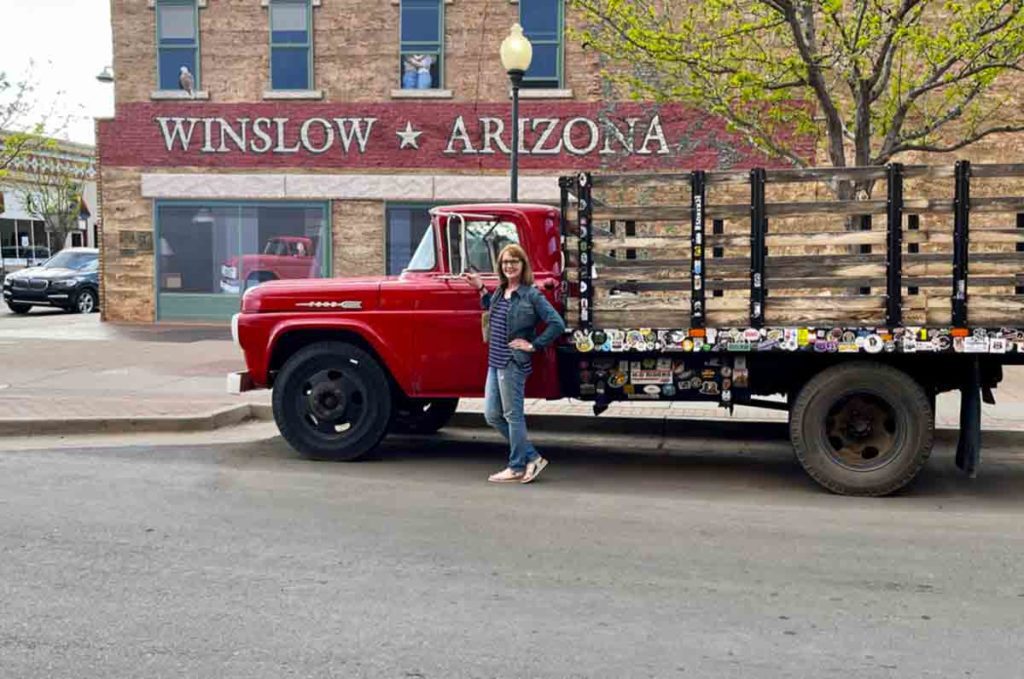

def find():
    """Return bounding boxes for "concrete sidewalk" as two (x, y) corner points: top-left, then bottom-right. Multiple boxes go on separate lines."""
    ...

(1, 310), (1024, 436)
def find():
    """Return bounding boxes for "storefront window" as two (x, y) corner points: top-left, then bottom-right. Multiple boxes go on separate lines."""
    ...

(155, 201), (328, 320)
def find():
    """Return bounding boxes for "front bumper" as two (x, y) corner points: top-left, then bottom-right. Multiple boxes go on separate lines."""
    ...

(3, 288), (72, 306)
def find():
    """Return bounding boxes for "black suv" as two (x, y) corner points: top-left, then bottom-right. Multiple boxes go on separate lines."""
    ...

(2, 247), (100, 314)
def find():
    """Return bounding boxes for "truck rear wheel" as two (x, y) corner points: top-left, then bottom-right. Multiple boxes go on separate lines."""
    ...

(790, 362), (933, 496)
(391, 398), (459, 434)
(272, 341), (391, 461)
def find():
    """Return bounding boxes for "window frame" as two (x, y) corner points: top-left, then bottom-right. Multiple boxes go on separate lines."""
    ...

(155, 0), (200, 92)
(398, 0), (445, 89)
(518, 0), (564, 89)
(268, 0), (314, 91)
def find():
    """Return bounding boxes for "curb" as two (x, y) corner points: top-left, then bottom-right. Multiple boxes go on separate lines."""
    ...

(0, 403), (274, 437)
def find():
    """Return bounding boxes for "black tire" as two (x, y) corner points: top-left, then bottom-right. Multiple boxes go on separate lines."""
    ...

(73, 288), (98, 314)
(6, 302), (31, 314)
(790, 362), (933, 496)
(391, 398), (459, 434)
(272, 341), (392, 461)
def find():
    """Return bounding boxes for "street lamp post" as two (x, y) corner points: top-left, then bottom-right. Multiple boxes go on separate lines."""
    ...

(500, 24), (532, 203)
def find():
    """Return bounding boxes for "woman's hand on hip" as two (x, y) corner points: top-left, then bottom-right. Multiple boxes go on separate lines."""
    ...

(508, 339), (535, 352)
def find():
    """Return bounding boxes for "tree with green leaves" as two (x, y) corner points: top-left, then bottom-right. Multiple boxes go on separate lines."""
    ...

(16, 159), (86, 256)
(572, 0), (1024, 197)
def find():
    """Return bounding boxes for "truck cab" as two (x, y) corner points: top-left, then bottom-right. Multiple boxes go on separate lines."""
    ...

(231, 203), (565, 460)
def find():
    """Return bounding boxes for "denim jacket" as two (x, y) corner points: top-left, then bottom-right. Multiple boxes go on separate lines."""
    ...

(482, 284), (566, 364)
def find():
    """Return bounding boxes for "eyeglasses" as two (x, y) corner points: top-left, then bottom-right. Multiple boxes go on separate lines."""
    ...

(500, 259), (522, 266)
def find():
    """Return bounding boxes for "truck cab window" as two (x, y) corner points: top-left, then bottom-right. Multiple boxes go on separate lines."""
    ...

(446, 218), (520, 274)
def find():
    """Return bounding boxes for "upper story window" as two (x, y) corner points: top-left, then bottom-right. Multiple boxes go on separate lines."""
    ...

(519, 0), (562, 89)
(399, 0), (443, 90)
(156, 0), (200, 91)
(270, 0), (313, 90)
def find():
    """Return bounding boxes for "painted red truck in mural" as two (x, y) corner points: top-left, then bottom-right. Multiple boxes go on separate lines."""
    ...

(230, 163), (1024, 496)
(219, 236), (318, 293)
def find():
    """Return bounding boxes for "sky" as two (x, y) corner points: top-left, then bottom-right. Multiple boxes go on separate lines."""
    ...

(1, 0), (114, 146)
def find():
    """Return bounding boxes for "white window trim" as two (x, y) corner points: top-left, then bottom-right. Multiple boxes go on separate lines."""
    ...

(260, 0), (321, 5)
(391, 0), (454, 5)
(148, 0), (207, 6)
(390, 89), (453, 99)
(151, 90), (211, 100)
(513, 88), (574, 99)
(262, 89), (324, 99)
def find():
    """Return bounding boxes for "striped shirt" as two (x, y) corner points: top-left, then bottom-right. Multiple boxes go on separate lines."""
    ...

(487, 295), (532, 373)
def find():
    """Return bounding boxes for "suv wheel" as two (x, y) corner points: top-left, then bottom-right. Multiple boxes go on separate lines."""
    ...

(6, 302), (31, 314)
(74, 288), (98, 314)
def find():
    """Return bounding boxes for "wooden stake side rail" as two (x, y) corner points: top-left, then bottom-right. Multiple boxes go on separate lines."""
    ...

(561, 164), (1024, 345)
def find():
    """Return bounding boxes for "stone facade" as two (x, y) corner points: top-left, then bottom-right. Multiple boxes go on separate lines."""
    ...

(99, 0), (1024, 323)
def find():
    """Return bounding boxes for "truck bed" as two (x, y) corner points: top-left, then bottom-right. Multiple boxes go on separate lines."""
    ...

(558, 162), (1024, 357)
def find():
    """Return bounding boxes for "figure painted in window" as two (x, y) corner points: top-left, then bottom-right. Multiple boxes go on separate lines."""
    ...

(402, 54), (420, 89)
(416, 54), (434, 89)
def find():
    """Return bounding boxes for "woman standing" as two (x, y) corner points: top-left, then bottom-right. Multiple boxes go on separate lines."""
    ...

(464, 244), (565, 484)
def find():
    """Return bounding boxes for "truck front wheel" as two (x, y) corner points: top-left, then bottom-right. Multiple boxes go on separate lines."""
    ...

(790, 362), (933, 496)
(272, 341), (391, 461)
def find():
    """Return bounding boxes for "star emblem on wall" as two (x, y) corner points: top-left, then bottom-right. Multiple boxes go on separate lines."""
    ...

(396, 121), (423, 149)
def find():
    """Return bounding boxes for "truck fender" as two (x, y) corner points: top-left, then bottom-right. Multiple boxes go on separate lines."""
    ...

(265, 317), (412, 393)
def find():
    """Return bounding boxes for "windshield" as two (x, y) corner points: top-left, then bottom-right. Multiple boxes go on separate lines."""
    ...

(42, 250), (96, 270)
(405, 224), (436, 271)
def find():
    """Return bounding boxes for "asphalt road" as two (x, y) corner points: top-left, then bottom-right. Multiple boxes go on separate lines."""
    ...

(2, 430), (1024, 679)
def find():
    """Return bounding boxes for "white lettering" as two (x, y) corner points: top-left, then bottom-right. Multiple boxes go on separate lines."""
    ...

(300, 117), (335, 154)
(156, 117), (201, 151)
(638, 115), (670, 155)
(530, 118), (562, 155)
(201, 118), (217, 153)
(479, 117), (510, 154)
(251, 118), (274, 153)
(274, 118), (301, 153)
(599, 117), (639, 155)
(562, 117), (600, 155)
(217, 117), (249, 153)
(332, 118), (376, 153)
(444, 116), (477, 154)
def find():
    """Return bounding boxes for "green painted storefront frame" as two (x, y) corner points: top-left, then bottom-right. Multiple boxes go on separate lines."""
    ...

(153, 199), (332, 322)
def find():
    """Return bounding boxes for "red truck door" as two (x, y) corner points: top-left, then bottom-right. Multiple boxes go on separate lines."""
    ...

(404, 213), (540, 396)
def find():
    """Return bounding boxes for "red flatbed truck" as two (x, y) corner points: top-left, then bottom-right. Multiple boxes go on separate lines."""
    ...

(230, 162), (1024, 495)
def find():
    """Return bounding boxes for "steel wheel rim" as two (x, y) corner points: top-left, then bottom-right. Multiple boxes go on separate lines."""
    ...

(78, 292), (95, 313)
(821, 392), (904, 472)
(295, 365), (368, 441)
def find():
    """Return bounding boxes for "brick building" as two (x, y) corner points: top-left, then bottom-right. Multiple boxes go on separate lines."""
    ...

(97, 0), (800, 323)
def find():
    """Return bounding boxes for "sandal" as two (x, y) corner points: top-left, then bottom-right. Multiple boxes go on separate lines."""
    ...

(488, 468), (524, 483)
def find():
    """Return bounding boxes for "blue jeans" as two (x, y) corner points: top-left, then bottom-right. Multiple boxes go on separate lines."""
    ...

(484, 364), (539, 472)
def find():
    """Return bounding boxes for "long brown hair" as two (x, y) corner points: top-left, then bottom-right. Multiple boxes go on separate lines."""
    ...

(497, 243), (534, 287)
